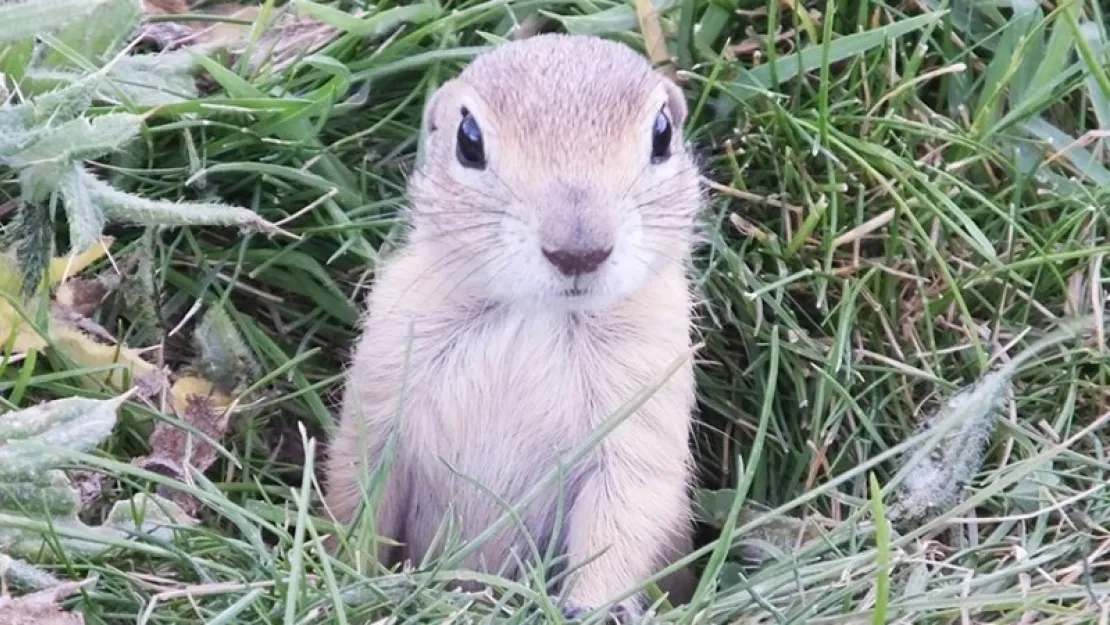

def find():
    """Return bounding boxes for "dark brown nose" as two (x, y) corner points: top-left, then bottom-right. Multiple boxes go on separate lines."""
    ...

(542, 247), (612, 276)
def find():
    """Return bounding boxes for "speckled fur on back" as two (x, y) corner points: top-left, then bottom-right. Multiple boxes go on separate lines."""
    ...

(323, 33), (702, 615)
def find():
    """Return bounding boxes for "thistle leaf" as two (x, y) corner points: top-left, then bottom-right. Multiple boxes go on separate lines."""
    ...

(0, 123), (36, 162)
(36, 0), (142, 70)
(694, 491), (829, 563)
(4, 113), (142, 169)
(78, 168), (279, 234)
(101, 492), (196, 539)
(17, 164), (63, 205)
(11, 71), (99, 123)
(25, 51), (201, 107)
(293, 0), (442, 37)
(116, 230), (163, 346)
(58, 162), (105, 254)
(103, 51), (200, 106)
(6, 202), (54, 298)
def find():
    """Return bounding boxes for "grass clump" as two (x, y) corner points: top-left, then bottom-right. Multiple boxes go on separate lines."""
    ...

(1, 0), (1109, 624)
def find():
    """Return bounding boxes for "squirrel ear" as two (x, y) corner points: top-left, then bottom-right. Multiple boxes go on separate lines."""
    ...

(417, 80), (460, 169)
(661, 78), (688, 129)
(421, 79), (463, 135)
(421, 81), (445, 135)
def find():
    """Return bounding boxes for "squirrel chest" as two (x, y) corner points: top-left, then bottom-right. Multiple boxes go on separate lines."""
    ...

(346, 289), (693, 563)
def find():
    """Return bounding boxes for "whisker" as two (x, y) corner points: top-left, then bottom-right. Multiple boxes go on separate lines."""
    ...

(414, 222), (505, 247)
(631, 242), (691, 268)
(639, 213), (697, 221)
(626, 171), (701, 204)
(639, 225), (697, 234)
(383, 232), (500, 315)
(431, 248), (508, 309)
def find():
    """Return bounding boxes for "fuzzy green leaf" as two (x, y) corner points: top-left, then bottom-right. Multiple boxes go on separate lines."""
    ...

(104, 51), (200, 106)
(26, 51), (201, 108)
(0, 396), (122, 476)
(0, 553), (64, 590)
(17, 163), (64, 204)
(0, 38), (34, 83)
(0, 492), (196, 559)
(58, 162), (106, 254)
(0, 471), (80, 517)
(0, 0), (122, 47)
(887, 316), (1097, 527)
(195, 305), (260, 395)
(5, 201), (54, 298)
(78, 168), (279, 234)
(0, 395), (196, 561)
(4, 113), (142, 169)
(36, 0), (142, 70)
(0, 122), (37, 162)
(2, 66), (100, 120)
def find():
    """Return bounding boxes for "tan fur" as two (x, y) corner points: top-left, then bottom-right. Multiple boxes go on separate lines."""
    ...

(323, 34), (702, 614)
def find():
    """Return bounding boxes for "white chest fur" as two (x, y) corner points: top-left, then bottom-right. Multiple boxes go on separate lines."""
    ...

(330, 252), (696, 578)
(389, 302), (693, 569)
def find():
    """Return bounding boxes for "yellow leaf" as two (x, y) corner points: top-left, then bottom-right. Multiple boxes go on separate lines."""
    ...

(169, 376), (231, 416)
(50, 323), (158, 391)
(0, 237), (112, 299)
(0, 314), (48, 353)
(0, 237), (116, 364)
(0, 255), (24, 297)
(48, 237), (114, 285)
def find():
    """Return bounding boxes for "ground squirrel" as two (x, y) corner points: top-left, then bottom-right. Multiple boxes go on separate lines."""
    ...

(324, 33), (702, 618)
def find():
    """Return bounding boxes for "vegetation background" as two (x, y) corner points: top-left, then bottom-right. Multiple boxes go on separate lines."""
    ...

(0, 0), (1108, 623)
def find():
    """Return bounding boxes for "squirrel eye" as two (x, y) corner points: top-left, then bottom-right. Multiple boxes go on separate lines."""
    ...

(456, 108), (487, 170)
(650, 108), (673, 164)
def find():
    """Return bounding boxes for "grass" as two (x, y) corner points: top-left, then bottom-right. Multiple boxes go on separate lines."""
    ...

(1, 0), (1110, 623)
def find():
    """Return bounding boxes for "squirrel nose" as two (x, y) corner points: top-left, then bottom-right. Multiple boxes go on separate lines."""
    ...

(542, 246), (612, 276)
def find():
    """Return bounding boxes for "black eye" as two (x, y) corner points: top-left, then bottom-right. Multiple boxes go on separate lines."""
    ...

(650, 109), (672, 164)
(456, 107), (486, 169)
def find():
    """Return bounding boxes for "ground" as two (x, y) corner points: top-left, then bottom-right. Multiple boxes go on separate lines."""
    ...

(1, 0), (1109, 624)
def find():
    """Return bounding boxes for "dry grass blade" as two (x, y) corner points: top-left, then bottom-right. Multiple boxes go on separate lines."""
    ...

(634, 0), (675, 80)
(831, 208), (895, 248)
